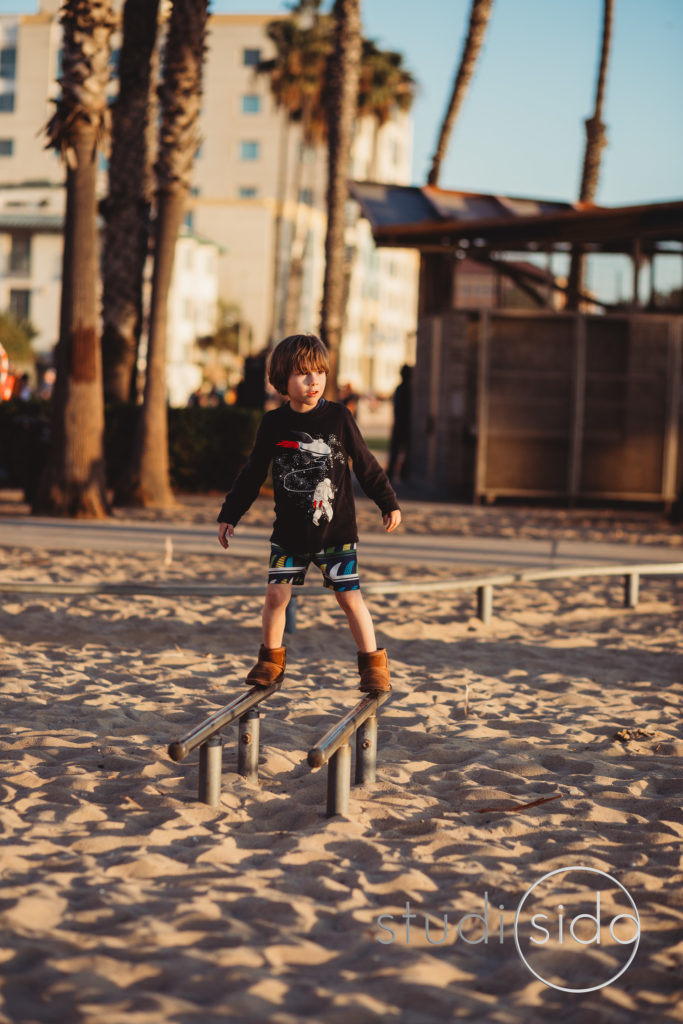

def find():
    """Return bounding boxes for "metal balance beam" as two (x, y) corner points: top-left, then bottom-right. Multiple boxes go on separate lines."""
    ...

(308, 690), (391, 817)
(167, 681), (281, 806)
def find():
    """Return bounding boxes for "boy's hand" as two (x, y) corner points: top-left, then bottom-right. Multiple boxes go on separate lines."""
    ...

(218, 523), (234, 548)
(383, 509), (401, 533)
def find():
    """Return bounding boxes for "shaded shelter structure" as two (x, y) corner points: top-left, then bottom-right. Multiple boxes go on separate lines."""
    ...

(351, 183), (683, 505)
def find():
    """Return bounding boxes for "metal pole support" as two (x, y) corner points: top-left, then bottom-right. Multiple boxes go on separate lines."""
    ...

(355, 713), (377, 785)
(624, 572), (640, 609)
(285, 595), (298, 635)
(326, 742), (351, 817)
(198, 734), (223, 807)
(238, 707), (260, 783)
(477, 584), (493, 624)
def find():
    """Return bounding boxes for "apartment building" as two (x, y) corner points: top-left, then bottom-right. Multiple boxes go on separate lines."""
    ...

(0, 183), (63, 358)
(0, 3), (418, 397)
(193, 13), (418, 394)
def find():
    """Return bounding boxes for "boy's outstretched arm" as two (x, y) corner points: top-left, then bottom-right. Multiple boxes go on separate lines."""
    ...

(383, 510), (402, 532)
(217, 415), (272, 538)
(218, 523), (235, 548)
(342, 406), (401, 530)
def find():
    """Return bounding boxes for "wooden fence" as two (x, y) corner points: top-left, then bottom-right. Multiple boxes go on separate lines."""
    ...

(412, 310), (683, 505)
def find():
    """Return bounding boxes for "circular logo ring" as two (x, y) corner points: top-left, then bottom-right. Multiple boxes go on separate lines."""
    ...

(514, 865), (641, 993)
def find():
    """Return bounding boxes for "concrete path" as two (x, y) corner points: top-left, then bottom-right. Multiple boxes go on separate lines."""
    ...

(1, 515), (680, 571)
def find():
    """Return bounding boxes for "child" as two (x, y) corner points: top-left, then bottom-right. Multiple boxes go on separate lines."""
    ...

(217, 333), (401, 694)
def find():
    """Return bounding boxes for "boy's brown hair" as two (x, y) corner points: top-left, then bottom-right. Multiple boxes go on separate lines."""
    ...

(268, 334), (330, 396)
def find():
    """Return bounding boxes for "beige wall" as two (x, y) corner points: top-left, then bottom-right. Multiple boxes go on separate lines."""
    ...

(0, 14), (62, 185)
(0, 229), (61, 357)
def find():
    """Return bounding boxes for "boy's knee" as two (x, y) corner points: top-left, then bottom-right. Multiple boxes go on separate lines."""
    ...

(335, 588), (363, 609)
(265, 584), (292, 607)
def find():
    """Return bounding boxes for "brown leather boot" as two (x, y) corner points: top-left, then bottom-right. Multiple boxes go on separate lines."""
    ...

(246, 644), (286, 688)
(358, 648), (391, 693)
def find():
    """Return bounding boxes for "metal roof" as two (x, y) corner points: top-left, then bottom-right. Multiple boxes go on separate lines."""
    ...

(349, 181), (683, 254)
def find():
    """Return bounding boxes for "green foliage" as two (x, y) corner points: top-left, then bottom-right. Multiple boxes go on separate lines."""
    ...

(196, 301), (244, 354)
(0, 312), (37, 367)
(166, 404), (261, 492)
(0, 401), (262, 499)
(0, 399), (50, 496)
(104, 402), (262, 494)
(259, 4), (415, 143)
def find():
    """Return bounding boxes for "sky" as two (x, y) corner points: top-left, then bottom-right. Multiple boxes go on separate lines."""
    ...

(215, 0), (681, 207)
(4, 0), (682, 298)
(4, 0), (681, 204)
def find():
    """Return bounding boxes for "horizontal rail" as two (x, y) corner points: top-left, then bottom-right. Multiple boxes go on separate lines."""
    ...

(1, 562), (681, 598)
(308, 690), (391, 769)
(168, 681), (281, 763)
(0, 581), (268, 596)
(517, 562), (683, 582)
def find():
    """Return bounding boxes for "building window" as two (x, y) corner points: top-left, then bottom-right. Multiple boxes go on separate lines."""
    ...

(0, 138), (13, 156)
(9, 234), (31, 276)
(183, 209), (194, 231)
(0, 47), (16, 79)
(243, 48), (261, 67)
(239, 186), (257, 199)
(9, 289), (30, 321)
(241, 94), (261, 114)
(298, 141), (316, 163)
(298, 188), (313, 206)
(240, 140), (259, 160)
(108, 47), (120, 73)
(0, 93), (15, 113)
(195, 141), (203, 159)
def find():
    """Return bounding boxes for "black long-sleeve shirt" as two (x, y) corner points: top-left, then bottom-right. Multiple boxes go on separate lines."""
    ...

(217, 399), (399, 552)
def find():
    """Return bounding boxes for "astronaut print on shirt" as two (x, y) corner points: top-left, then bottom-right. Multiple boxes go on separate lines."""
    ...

(273, 430), (346, 526)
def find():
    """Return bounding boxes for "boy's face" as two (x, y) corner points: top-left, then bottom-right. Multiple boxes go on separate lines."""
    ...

(286, 368), (326, 413)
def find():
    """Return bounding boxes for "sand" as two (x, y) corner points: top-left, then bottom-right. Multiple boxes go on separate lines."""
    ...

(1, 497), (682, 1023)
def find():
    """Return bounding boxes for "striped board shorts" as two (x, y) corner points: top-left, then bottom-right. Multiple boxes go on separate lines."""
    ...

(268, 542), (360, 592)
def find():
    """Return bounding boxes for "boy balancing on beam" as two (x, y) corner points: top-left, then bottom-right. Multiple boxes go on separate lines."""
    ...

(217, 333), (401, 694)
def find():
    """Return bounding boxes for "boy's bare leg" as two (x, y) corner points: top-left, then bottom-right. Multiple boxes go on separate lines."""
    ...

(262, 582), (293, 648)
(335, 589), (377, 652)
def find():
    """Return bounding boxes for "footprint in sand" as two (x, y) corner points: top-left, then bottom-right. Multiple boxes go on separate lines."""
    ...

(540, 753), (594, 775)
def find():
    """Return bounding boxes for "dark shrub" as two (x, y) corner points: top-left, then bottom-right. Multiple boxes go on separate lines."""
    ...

(0, 401), (261, 500)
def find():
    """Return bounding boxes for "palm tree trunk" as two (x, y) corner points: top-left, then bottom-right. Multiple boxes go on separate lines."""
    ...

(122, 0), (208, 508)
(136, 189), (185, 505)
(33, 0), (115, 518)
(320, 0), (362, 399)
(567, 0), (614, 309)
(578, 0), (613, 203)
(101, 0), (160, 405)
(269, 109), (290, 345)
(283, 126), (309, 336)
(427, 0), (493, 187)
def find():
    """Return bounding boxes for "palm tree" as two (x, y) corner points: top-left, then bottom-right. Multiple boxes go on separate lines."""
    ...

(320, 0), (361, 397)
(357, 40), (415, 177)
(101, 0), (160, 405)
(262, 2), (413, 363)
(258, 3), (332, 341)
(123, 0), (209, 507)
(33, 0), (116, 518)
(427, 0), (493, 187)
(567, 0), (614, 309)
